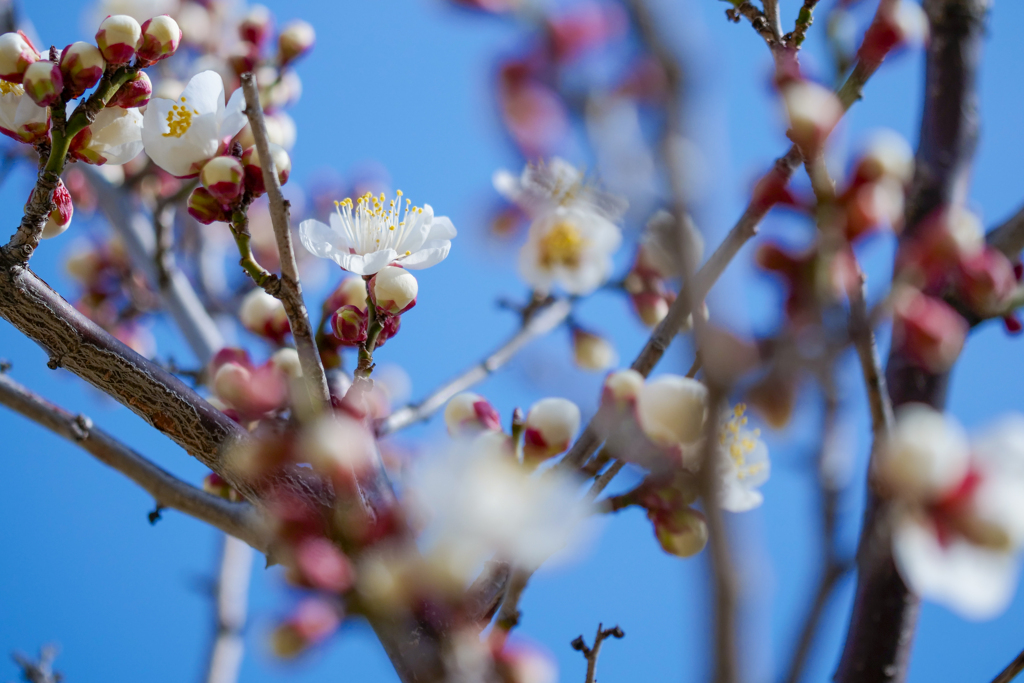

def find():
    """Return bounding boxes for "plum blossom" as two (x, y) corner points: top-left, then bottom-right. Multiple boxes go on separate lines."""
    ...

(716, 404), (771, 512)
(69, 107), (144, 165)
(299, 191), (457, 275)
(878, 405), (1024, 619)
(141, 70), (246, 177)
(0, 79), (49, 144)
(496, 158), (626, 295)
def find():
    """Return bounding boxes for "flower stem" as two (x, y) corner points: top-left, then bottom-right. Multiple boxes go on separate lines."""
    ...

(356, 294), (383, 379)
(229, 209), (277, 289)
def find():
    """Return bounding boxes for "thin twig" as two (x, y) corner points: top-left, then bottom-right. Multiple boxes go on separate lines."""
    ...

(240, 72), (330, 411)
(571, 623), (625, 683)
(990, 647), (1024, 683)
(986, 204), (1024, 260)
(378, 298), (573, 436)
(12, 646), (61, 683)
(0, 372), (269, 552)
(203, 535), (254, 683)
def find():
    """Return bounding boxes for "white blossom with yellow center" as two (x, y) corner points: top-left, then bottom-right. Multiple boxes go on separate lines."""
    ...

(716, 403), (770, 512)
(299, 191), (457, 275)
(0, 79), (49, 144)
(141, 70), (246, 177)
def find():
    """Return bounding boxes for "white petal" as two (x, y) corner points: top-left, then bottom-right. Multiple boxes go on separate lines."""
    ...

(492, 169), (521, 202)
(219, 85), (248, 140)
(299, 219), (343, 259)
(719, 482), (763, 512)
(426, 215), (458, 241)
(400, 241), (451, 270)
(336, 249), (397, 275)
(893, 512), (1020, 620)
(179, 70), (225, 114)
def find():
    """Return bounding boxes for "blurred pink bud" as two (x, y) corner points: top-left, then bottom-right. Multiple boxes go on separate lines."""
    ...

(22, 61), (62, 108)
(781, 80), (843, 154)
(499, 61), (569, 157)
(860, 0), (929, 67)
(892, 288), (968, 372)
(242, 144), (291, 196)
(523, 397), (580, 463)
(202, 472), (243, 502)
(240, 5), (273, 46)
(959, 249), (1017, 315)
(843, 178), (905, 239)
(228, 42), (260, 77)
(30, 180), (73, 240)
(278, 20), (315, 65)
(631, 290), (671, 327)
(200, 156), (245, 205)
(572, 328), (617, 371)
(137, 15), (181, 63)
(271, 599), (340, 658)
(370, 265), (417, 315)
(547, 3), (626, 63)
(211, 354), (289, 418)
(96, 15), (142, 65)
(186, 186), (229, 225)
(330, 304), (368, 346)
(750, 163), (799, 212)
(293, 537), (356, 592)
(240, 288), (290, 341)
(602, 368), (644, 407)
(444, 392), (503, 435)
(325, 276), (368, 312)
(108, 70), (151, 108)
(650, 507), (708, 557)
(903, 207), (984, 282)
(60, 42), (105, 96)
(854, 130), (915, 185)
(0, 31), (39, 83)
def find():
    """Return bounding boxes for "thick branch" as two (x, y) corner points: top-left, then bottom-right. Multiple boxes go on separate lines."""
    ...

(835, 2), (988, 682)
(0, 372), (268, 550)
(239, 73), (330, 411)
(991, 647), (1024, 683)
(378, 298), (572, 436)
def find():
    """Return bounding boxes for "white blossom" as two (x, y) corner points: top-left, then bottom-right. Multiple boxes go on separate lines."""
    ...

(141, 70), (246, 177)
(299, 191), (457, 276)
(0, 79), (48, 144)
(716, 404), (770, 512)
(71, 106), (144, 165)
(518, 204), (622, 295)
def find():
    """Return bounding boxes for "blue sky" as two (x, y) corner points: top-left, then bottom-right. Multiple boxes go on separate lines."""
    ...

(2, 0), (1024, 682)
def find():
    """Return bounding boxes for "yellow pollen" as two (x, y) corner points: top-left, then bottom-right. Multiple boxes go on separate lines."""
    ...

(162, 104), (198, 138)
(539, 221), (587, 268)
(0, 80), (23, 96)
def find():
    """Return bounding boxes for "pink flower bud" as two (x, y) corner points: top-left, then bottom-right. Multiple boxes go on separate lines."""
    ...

(271, 599), (340, 658)
(186, 186), (229, 225)
(210, 351), (289, 418)
(781, 80), (843, 154)
(270, 348), (302, 379)
(137, 15), (181, 63)
(240, 287), (290, 341)
(242, 143), (291, 196)
(602, 369), (644, 407)
(325, 276), (368, 312)
(370, 265), (417, 315)
(96, 15), (142, 65)
(959, 248), (1017, 316)
(212, 361), (254, 410)
(523, 397), (580, 463)
(108, 70), (151, 108)
(855, 129), (915, 185)
(876, 403), (970, 501)
(293, 537), (355, 592)
(227, 42), (259, 77)
(444, 392), (503, 435)
(859, 0), (929, 67)
(650, 507), (708, 558)
(202, 472), (242, 502)
(0, 31), (39, 83)
(572, 328), (617, 371)
(843, 178), (905, 239)
(278, 20), (315, 65)
(200, 155), (245, 205)
(636, 375), (707, 448)
(239, 5), (273, 46)
(30, 180), (73, 240)
(60, 42), (105, 97)
(892, 288), (968, 372)
(377, 313), (402, 347)
(330, 304), (368, 346)
(22, 60), (62, 108)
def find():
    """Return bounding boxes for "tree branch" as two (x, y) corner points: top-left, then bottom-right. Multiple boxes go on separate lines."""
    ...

(203, 535), (254, 683)
(378, 298), (572, 436)
(0, 372), (269, 551)
(571, 623), (625, 683)
(990, 646), (1024, 683)
(835, 2), (989, 682)
(239, 72), (330, 411)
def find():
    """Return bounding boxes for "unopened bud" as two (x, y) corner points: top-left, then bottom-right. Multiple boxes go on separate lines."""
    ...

(96, 15), (142, 65)
(203, 472), (242, 502)
(0, 31), (39, 83)
(227, 42), (259, 77)
(326, 276), (368, 312)
(860, 0), (928, 66)
(651, 507), (708, 558)
(60, 41), (105, 96)
(636, 375), (707, 448)
(523, 397), (580, 463)
(892, 287), (968, 373)
(632, 291), (671, 327)
(781, 80), (843, 154)
(371, 265), (418, 315)
(278, 19), (315, 65)
(293, 537), (355, 592)
(444, 392), (503, 436)
(856, 130), (914, 185)
(137, 15), (181, 63)
(270, 347), (302, 379)
(32, 180), (73, 239)
(845, 178), (905, 239)
(603, 368), (644, 406)
(22, 60), (62, 108)
(213, 361), (253, 409)
(200, 156), (245, 205)
(108, 70), (151, 108)
(877, 403), (970, 501)
(959, 249), (1017, 316)
(239, 5), (273, 46)
(186, 186), (229, 225)
(242, 143), (291, 196)
(240, 287), (290, 340)
(270, 599), (340, 658)
(330, 304), (368, 346)
(572, 329), (617, 371)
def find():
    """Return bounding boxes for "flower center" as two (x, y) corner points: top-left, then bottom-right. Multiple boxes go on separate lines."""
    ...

(334, 190), (423, 256)
(719, 403), (763, 480)
(163, 98), (198, 138)
(538, 221), (587, 268)
(0, 80), (24, 96)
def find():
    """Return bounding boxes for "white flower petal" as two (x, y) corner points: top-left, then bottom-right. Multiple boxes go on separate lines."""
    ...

(178, 70), (224, 114)
(219, 86), (248, 140)
(337, 249), (398, 276)
(401, 241), (451, 270)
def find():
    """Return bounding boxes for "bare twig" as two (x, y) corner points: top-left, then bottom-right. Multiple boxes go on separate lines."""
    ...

(990, 647), (1024, 683)
(0, 372), (269, 552)
(495, 568), (531, 633)
(203, 536), (254, 683)
(12, 646), (61, 683)
(986, 204), (1024, 260)
(240, 72), (330, 411)
(378, 298), (573, 436)
(571, 623), (625, 683)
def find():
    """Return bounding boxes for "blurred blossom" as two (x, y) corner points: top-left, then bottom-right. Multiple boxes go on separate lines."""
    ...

(0, 80), (50, 144)
(878, 405), (1024, 619)
(408, 436), (591, 585)
(444, 392), (503, 436)
(585, 95), (657, 207)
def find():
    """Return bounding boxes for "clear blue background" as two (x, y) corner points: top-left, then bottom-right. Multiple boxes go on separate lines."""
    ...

(2, 1), (1024, 681)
